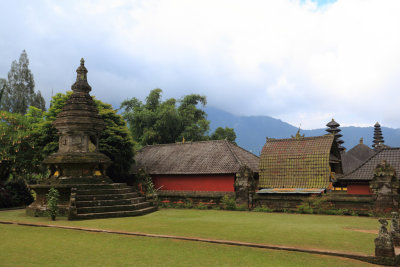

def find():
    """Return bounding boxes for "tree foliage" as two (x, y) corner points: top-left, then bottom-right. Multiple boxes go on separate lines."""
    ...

(1, 50), (45, 114)
(210, 127), (237, 144)
(120, 89), (210, 147)
(31, 92), (135, 181)
(0, 110), (39, 183)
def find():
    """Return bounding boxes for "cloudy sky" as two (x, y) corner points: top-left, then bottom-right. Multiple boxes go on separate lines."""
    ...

(1, 0), (400, 129)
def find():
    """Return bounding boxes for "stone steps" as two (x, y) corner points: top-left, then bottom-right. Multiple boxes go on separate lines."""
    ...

(69, 183), (157, 220)
(76, 197), (146, 207)
(77, 202), (151, 213)
(76, 192), (139, 201)
(76, 188), (133, 195)
(74, 206), (157, 220)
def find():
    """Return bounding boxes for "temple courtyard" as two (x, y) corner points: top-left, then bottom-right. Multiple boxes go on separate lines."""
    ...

(0, 208), (381, 266)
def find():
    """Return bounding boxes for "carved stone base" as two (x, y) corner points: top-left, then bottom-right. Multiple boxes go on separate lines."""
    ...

(392, 233), (400, 246)
(375, 247), (395, 258)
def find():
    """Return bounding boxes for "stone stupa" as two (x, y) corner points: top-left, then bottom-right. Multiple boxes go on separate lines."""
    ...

(27, 59), (156, 219)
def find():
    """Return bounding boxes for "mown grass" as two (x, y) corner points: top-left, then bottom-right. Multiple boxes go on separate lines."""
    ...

(1, 223), (376, 267)
(0, 209), (378, 255)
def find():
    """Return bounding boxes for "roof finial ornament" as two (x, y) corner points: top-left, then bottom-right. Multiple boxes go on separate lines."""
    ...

(71, 58), (91, 93)
(360, 137), (363, 144)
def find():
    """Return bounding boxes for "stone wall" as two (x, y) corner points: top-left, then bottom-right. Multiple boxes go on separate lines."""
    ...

(157, 190), (235, 207)
(254, 192), (376, 215)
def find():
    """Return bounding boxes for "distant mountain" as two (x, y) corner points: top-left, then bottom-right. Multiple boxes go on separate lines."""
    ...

(206, 107), (400, 155)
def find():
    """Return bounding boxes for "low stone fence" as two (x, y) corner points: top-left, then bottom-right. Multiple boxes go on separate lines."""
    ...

(254, 192), (375, 215)
(157, 190), (235, 207)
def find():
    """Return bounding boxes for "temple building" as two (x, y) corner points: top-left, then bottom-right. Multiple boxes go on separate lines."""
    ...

(27, 59), (156, 219)
(257, 134), (342, 196)
(341, 138), (376, 174)
(337, 148), (400, 195)
(132, 140), (259, 206)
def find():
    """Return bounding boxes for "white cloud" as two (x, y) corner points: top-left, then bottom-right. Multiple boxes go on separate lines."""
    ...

(1, 0), (400, 129)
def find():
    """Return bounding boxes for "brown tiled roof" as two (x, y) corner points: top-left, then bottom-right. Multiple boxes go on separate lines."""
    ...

(259, 135), (336, 189)
(131, 140), (259, 175)
(341, 143), (376, 174)
(339, 148), (400, 181)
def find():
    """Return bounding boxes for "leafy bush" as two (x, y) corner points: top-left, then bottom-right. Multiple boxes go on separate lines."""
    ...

(253, 205), (273, 212)
(236, 204), (248, 211)
(184, 199), (194, 209)
(221, 195), (237, 210)
(0, 178), (33, 208)
(196, 202), (208, 210)
(297, 202), (313, 214)
(46, 188), (59, 220)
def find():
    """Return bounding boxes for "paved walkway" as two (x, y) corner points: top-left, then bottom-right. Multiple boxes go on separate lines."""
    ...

(0, 219), (378, 264)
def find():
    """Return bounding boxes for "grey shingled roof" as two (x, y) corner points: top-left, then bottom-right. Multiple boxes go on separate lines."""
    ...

(341, 143), (376, 174)
(131, 140), (259, 175)
(339, 148), (400, 181)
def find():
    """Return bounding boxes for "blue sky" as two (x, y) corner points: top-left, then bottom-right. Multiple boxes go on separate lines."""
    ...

(1, 0), (400, 129)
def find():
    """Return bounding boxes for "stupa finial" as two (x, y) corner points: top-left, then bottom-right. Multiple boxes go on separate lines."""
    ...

(71, 58), (91, 93)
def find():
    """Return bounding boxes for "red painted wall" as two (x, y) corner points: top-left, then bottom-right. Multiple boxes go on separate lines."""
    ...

(347, 184), (372, 195)
(152, 174), (235, 192)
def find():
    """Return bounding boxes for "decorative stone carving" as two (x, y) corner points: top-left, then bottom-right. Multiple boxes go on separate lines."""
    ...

(370, 160), (399, 212)
(391, 212), (400, 246)
(235, 165), (256, 207)
(375, 218), (395, 257)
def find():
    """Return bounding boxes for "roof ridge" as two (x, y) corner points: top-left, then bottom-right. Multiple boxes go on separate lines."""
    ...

(267, 134), (334, 143)
(224, 140), (243, 166)
(139, 139), (228, 150)
(229, 141), (259, 157)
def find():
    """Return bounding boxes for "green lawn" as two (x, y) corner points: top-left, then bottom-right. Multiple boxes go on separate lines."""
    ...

(0, 208), (378, 256)
(1, 223), (375, 266)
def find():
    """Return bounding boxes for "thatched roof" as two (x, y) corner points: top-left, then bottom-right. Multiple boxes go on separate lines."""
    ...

(341, 141), (376, 174)
(259, 135), (338, 189)
(131, 140), (259, 175)
(339, 148), (400, 181)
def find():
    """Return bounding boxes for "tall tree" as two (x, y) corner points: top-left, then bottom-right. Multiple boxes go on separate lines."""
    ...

(121, 89), (210, 147)
(3, 50), (45, 114)
(0, 79), (8, 111)
(210, 127), (237, 144)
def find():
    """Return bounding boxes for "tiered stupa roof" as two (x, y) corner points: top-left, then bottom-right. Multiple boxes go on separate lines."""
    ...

(373, 122), (385, 150)
(326, 119), (345, 151)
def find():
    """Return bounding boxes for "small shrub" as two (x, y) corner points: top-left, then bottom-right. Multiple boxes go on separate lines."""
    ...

(297, 203), (313, 214)
(221, 195), (237, 210)
(46, 188), (59, 221)
(253, 205), (273, 212)
(184, 199), (194, 209)
(196, 202), (208, 210)
(236, 204), (248, 211)
(175, 200), (185, 209)
(159, 200), (171, 208)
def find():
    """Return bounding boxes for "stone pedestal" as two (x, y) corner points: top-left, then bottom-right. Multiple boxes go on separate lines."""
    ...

(375, 218), (395, 258)
(234, 166), (256, 207)
(391, 212), (400, 246)
(370, 160), (399, 213)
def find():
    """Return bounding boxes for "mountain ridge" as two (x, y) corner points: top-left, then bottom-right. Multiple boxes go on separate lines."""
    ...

(206, 106), (400, 155)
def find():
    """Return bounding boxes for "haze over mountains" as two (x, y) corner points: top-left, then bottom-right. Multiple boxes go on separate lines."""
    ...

(206, 107), (400, 156)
